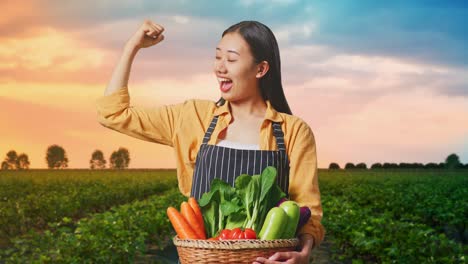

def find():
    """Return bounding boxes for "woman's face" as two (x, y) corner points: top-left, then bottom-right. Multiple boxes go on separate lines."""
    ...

(214, 32), (263, 102)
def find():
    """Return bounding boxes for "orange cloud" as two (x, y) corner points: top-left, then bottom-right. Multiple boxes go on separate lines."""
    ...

(0, 24), (115, 85)
(0, 96), (176, 168)
(0, 1), (43, 37)
(0, 82), (98, 112)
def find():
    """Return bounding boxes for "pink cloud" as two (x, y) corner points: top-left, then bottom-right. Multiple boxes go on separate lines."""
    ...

(289, 89), (468, 167)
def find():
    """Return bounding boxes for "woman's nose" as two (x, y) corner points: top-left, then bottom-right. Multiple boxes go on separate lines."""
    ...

(215, 59), (227, 73)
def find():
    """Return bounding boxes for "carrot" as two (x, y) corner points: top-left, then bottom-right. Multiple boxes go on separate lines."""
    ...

(188, 197), (206, 237)
(166, 207), (198, 239)
(181, 202), (206, 239)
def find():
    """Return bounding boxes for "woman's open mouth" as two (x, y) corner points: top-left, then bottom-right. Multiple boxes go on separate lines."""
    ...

(218, 77), (233, 93)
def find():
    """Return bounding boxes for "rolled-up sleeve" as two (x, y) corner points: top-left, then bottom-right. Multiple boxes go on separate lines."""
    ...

(288, 121), (325, 247)
(95, 87), (183, 146)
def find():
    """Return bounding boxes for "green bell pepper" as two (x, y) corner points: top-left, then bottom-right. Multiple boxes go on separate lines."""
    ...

(279, 201), (300, 238)
(259, 207), (288, 240)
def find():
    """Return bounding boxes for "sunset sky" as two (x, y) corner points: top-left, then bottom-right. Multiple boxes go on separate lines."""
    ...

(1, 0), (468, 169)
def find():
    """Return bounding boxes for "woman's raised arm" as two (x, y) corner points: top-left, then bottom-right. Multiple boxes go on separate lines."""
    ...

(104, 19), (165, 96)
(96, 20), (183, 146)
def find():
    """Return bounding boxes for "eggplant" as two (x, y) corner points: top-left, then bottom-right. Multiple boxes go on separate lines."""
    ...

(295, 206), (312, 234)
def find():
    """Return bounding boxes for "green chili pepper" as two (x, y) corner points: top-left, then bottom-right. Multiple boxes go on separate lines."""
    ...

(259, 207), (287, 240)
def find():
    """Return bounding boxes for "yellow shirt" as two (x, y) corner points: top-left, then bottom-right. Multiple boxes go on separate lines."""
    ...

(95, 87), (325, 245)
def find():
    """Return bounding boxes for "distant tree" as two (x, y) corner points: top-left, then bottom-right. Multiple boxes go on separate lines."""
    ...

(17, 154), (30, 170)
(399, 162), (424, 169)
(90, 150), (107, 169)
(399, 162), (410, 169)
(356, 163), (367, 169)
(425, 162), (439, 169)
(344, 163), (355, 170)
(2, 150), (30, 170)
(329, 163), (340, 170)
(46, 145), (69, 169)
(445, 153), (462, 169)
(371, 163), (382, 169)
(109, 147), (130, 169)
(3, 150), (19, 170)
(382, 163), (398, 169)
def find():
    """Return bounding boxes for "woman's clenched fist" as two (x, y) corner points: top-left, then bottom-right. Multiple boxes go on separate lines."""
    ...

(126, 19), (165, 50)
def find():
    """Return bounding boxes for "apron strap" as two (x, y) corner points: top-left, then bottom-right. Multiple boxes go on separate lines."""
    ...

(202, 115), (219, 145)
(272, 122), (286, 152)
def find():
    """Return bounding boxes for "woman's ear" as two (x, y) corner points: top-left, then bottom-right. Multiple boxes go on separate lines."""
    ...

(256, 61), (269, 78)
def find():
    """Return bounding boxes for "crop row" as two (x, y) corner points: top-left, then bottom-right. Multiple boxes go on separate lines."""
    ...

(319, 170), (467, 263)
(0, 187), (185, 263)
(0, 170), (177, 246)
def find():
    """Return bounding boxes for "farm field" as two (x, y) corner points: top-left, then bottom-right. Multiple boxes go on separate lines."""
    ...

(0, 169), (466, 263)
(319, 169), (467, 263)
(0, 169), (178, 247)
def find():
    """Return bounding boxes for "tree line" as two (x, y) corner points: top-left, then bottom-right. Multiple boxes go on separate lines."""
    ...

(2, 147), (466, 171)
(1, 145), (130, 170)
(328, 154), (468, 170)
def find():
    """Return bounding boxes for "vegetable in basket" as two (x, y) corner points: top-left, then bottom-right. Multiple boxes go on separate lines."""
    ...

(279, 201), (300, 238)
(166, 197), (207, 239)
(215, 228), (257, 240)
(181, 201), (206, 239)
(167, 207), (199, 239)
(198, 166), (286, 238)
(188, 197), (205, 232)
(258, 207), (287, 240)
(258, 200), (300, 240)
(277, 197), (312, 234)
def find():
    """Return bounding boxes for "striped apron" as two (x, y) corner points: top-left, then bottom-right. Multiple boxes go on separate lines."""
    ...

(190, 115), (290, 199)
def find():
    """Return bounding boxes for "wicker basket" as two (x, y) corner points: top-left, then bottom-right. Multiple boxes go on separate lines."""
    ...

(173, 236), (300, 264)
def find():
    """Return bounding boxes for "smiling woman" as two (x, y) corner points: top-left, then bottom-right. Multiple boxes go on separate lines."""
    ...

(96, 19), (324, 264)
(213, 21), (291, 117)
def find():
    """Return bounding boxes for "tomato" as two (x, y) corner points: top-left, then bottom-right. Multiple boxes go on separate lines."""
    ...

(230, 228), (243, 239)
(219, 229), (232, 240)
(217, 228), (258, 240)
(244, 228), (257, 239)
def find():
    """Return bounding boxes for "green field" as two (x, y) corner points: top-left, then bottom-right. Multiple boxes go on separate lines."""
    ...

(0, 169), (466, 263)
(319, 169), (467, 263)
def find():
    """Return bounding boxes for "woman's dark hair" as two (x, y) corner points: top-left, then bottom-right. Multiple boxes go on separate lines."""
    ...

(215, 21), (292, 115)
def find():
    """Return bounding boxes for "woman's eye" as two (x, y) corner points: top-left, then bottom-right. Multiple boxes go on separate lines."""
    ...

(214, 56), (235, 62)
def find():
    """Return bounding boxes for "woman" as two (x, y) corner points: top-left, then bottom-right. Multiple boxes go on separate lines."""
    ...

(96, 19), (325, 264)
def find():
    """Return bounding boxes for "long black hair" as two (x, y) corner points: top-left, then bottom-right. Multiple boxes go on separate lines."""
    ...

(215, 21), (293, 115)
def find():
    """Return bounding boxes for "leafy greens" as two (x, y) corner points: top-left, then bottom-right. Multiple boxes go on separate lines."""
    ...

(199, 166), (286, 238)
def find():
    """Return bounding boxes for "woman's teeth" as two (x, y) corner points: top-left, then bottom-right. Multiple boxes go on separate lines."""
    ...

(217, 77), (232, 83)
